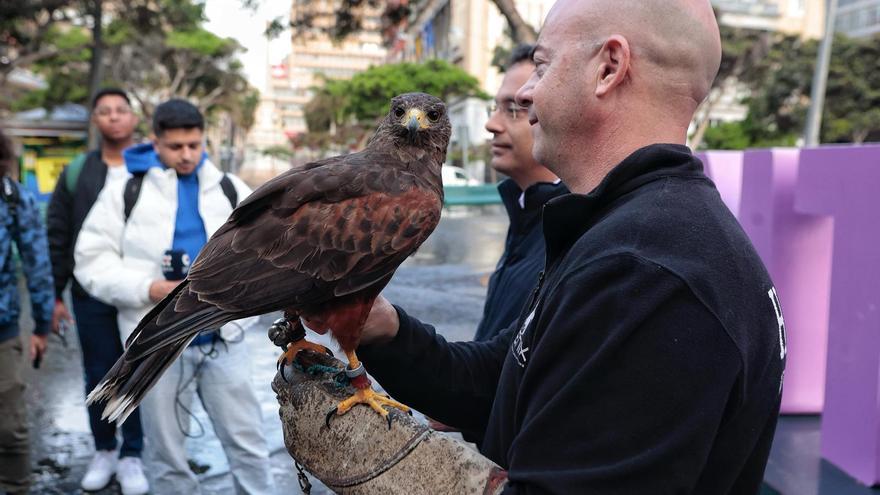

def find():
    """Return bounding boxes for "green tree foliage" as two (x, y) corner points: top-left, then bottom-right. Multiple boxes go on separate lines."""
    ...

(100, 1), (251, 119)
(344, 59), (488, 121)
(275, 0), (535, 44)
(699, 29), (880, 149)
(300, 60), (487, 150)
(304, 78), (351, 133)
(2, 0), (257, 131)
(0, 0), (83, 110)
(0, 1), (71, 76)
(10, 27), (92, 111)
(822, 34), (880, 143)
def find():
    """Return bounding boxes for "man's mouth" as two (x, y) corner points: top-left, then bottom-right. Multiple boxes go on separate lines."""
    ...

(491, 143), (511, 155)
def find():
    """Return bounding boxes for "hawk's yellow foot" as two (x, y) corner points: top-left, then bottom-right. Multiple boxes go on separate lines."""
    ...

(325, 350), (411, 429)
(277, 338), (334, 370)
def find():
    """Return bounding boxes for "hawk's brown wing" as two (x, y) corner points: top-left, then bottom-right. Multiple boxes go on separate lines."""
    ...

(186, 150), (441, 315)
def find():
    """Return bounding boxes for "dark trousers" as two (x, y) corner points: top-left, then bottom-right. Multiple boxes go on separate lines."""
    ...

(0, 336), (29, 494)
(72, 293), (143, 457)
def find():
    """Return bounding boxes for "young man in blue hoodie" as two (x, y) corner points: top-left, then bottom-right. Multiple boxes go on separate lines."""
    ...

(75, 99), (275, 494)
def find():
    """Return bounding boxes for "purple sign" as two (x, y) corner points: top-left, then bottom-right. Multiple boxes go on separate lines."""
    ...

(795, 145), (880, 486)
(703, 144), (880, 485)
(739, 149), (834, 415)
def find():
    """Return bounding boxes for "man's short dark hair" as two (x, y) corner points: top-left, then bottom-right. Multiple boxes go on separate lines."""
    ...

(507, 44), (535, 70)
(152, 99), (204, 137)
(92, 88), (131, 109)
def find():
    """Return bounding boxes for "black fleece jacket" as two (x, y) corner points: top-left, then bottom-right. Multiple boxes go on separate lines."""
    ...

(474, 179), (568, 342)
(47, 150), (108, 299)
(360, 144), (786, 494)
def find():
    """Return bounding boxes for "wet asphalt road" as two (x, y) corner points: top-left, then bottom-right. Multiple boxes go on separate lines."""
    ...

(16, 205), (508, 494)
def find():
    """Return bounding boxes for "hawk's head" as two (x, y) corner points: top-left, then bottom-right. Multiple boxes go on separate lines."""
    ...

(382, 93), (451, 149)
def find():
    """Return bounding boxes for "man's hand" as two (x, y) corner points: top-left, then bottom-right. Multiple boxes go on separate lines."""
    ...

(51, 300), (74, 334)
(30, 333), (48, 362)
(300, 295), (399, 345)
(359, 295), (400, 345)
(149, 279), (182, 303)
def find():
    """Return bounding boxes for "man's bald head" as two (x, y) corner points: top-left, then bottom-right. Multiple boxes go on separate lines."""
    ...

(546, 0), (721, 105)
(514, 0), (722, 193)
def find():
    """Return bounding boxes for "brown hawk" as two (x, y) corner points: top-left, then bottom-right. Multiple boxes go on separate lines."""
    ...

(89, 93), (452, 426)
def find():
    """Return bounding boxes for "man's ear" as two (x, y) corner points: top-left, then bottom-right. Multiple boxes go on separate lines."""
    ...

(150, 133), (159, 150)
(595, 35), (631, 98)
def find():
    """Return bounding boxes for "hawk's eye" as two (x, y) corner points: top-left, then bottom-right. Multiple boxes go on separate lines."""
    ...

(394, 107), (405, 118)
(427, 110), (440, 122)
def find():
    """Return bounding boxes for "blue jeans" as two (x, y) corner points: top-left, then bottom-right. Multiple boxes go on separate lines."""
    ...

(72, 293), (143, 457)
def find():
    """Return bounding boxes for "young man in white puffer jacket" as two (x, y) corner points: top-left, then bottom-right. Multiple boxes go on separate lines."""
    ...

(75, 99), (275, 495)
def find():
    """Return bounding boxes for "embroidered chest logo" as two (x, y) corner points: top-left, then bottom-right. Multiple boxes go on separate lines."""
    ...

(512, 307), (536, 367)
(768, 286), (787, 360)
(768, 286), (787, 395)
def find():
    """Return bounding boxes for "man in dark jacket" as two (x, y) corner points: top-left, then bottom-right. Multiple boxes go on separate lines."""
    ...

(0, 129), (54, 495)
(47, 88), (148, 494)
(349, 0), (786, 493)
(475, 44), (567, 343)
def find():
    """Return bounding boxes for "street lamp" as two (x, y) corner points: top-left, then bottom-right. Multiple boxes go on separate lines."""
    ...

(804, 0), (839, 147)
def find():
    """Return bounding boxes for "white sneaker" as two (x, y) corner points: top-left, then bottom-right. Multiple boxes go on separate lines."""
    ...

(117, 457), (150, 495)
(81, 450), (117, 491)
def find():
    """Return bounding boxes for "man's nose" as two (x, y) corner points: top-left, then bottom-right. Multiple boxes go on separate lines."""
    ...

(515, 76), (536, 108)
(485, 108), (504, 134)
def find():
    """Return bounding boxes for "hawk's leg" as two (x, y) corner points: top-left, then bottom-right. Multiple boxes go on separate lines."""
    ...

(325, 350), (411, 429)
(270, 317), (333, 377)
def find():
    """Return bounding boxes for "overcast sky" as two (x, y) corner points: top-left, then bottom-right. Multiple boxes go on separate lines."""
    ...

(204, 0), (290, 92)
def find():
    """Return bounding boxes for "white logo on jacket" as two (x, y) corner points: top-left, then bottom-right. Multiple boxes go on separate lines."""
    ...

(768, 286), (787, 394)
(512, 307), (535, 367)
(768, 286), (786, 360)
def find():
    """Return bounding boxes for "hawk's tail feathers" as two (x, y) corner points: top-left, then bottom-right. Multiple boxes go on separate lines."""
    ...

(87, 336), (195, 424)
(87, 283), (232, 425)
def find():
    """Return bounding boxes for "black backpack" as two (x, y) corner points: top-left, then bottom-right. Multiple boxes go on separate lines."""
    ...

(123, 173), (238, 222)
(1, 175), (20, 233)
(1, 175), (21, 263)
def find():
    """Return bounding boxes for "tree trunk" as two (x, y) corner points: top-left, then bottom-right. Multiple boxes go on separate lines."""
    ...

(853, 129), (868, 144)
(87, 0), (105, 148)
(273, 350), (507, 494)
(490, 0), (537, 44)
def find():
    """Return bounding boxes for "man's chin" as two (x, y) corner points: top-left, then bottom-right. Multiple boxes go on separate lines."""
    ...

(103, 131), (132, 143)
(490, 159), (514, 175)
(532, 142), (549, 168)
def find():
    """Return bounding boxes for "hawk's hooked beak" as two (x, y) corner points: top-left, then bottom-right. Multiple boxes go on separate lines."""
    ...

(403, 108), (427, 141)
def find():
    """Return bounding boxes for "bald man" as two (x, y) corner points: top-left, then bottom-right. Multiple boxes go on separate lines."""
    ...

(355, 1), (784, 492)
